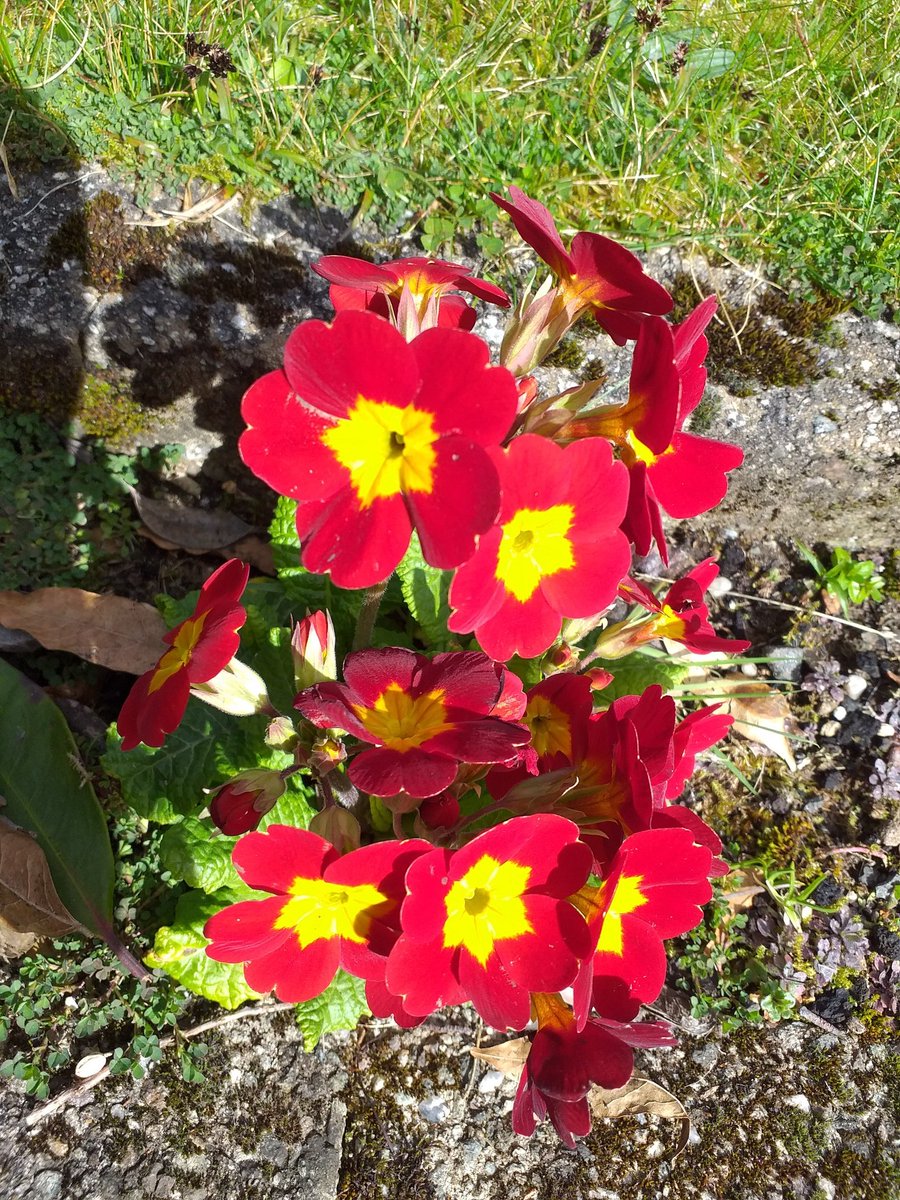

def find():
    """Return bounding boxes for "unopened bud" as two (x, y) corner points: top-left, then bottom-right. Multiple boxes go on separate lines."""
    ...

(309, 734), (346, 776)
(418, 792), (460, 830)
(265, 715), (298, 750)
(191, 658), (271, 715)
(309, 806), (361, 855)
(291, 610), (336, 691)
(208, 769), (286, 835)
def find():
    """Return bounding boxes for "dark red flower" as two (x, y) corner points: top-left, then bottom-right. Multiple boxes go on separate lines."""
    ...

(295, 648), (530, 799)
(312, 254), (509, 333)
(240, 310), (517, 588)
(208, 769), (286, 835)
(117, 559), (250, 751)
(512, 991), (675, 1146)
(491, 187), (672, 344)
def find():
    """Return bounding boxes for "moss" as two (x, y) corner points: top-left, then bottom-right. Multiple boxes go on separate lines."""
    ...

(687, 389), (722, 433)
(544, 335), (585, 369)
(45, 191), (175, 292)
(861, 375), (900, 403)
(76, 371), (150, 444)
(820, 1148), (900, 1200)
(668, 274), (846, 393)
(882, 549), (900, 601)
(177, 241), (311, 327)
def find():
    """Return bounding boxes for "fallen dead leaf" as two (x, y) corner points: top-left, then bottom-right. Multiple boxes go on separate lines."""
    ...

(0, 818), (78, 957)
(726, 676), (797, 771)
(132, 490), (256, 553)
(723, 866), (766, 912)
(469, 1037), (531, 1076)
(0, 588), (166, 674)
(136, 528), (274, 575)
(588, 1075), (691, 1159)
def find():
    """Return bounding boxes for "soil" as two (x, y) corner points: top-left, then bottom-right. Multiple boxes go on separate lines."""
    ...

(1, 165), (898, 1200)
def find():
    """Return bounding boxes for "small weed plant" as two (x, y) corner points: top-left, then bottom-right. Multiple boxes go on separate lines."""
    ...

(797, 542), (886, 617)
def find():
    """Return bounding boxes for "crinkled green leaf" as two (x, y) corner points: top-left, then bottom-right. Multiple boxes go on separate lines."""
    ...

(295, 969), (369, 1051)
(103, 705), (295, 824)
(396, 533), (453, 648)
(158, 787), (315, 891)
(592, 652), (691, 702)
(0, 659), (115, 940)
(145, 887), (261, 1009)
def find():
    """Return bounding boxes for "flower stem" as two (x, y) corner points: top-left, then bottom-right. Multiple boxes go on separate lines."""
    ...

(352, 579), (389, 651)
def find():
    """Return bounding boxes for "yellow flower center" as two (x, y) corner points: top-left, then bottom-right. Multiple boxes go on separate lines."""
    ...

(625, 429), (669, 467)
(274, 876), (391, 947)
(650, 604), (687, 641)
(495, 504), (575, 603)
(443, 855), (533, 966)
(323, 396), (437, 508)
(591, 873), (647, 956)
(148, 613), (207, 694)
(525, 694), (573, 758)
(354, 683), (451, 751)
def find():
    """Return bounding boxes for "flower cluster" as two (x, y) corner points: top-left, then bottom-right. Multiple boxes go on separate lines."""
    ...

(116, 186), (750, 1148)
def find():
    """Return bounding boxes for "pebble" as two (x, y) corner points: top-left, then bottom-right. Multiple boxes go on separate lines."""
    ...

(707, 575), (733, 599)
(878, 723), (896, 738)
(785, 1094), (811, 1114)
(418, 1096), (450, 1123)
(769, 645), (805, 682)
(821, 721), (841, 738)
(478, 1070), (506, 1094)
(844, 674), (868, 700)
(741, 662), (758, 677)
(833, 705), (847, 721)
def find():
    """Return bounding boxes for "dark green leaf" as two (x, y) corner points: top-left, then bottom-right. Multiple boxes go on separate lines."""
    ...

(0, 659), (115, 941)
(396, 534), (453, 648)
(592, 652), (691, 702)
(295, 969), (369, 1050)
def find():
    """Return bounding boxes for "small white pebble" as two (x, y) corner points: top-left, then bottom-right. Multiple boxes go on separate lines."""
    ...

(785, 1094), (811, 1114)
(741, 662), (758, 677)
(477, 1070), (506, 1094)
(860, 359), (873, 371)
(75, 1053), (107, 1079)
(707, 576), (733, 599)
(844, 674), (868, 701)
(833, 705), (847, 721)
(879, 723), (896, 738)
(821, 720), (841, 738)
(418, 1096), (450, 1123)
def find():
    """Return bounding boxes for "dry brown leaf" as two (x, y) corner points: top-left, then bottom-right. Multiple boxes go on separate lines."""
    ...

(132, 490), (256, 553)
(588, 1075), (691, 1159)
(725, 676), (797, 770)
(470, 1037), (531, 1076)
(0, 819), (78, 957)
(228, 536), (275, 576)
(0, 588), (166, 674)
(723, 867), (766, 912)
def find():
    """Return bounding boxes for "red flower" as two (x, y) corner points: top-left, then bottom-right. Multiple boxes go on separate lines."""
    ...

(208, 769), (286, 835)
(512, 991), (675, 1146)
(384, 815), (594, 1030)
(620, 300), (742, 560)
(117, 559), (250, 751)
(491, 187), (672, 344)
(312, 255), (510, 332)
(294, 648), (531, 799)
(448, 435), (631, 661)
(571, 828), (713, 1025)
(240, 310), (517, 588)
(610, 559), (751, 657)
(204, 825), (427, 1003)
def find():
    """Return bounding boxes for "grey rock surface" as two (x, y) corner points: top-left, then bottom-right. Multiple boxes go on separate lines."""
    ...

(1, 1003), (897, 1200)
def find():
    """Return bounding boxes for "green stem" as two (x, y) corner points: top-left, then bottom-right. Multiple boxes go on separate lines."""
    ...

(352, 579), (389, 651)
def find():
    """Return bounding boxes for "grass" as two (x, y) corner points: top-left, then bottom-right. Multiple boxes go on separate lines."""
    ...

(1, 1), (897, 311)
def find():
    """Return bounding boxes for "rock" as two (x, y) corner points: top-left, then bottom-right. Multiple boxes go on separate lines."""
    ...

(707, 575), (733, 599)
(832, 705), (847, 721)
(871, 925), (900, 961)
(810, 987), (852, 1027)
(419, 1095), (451, 1123)
(844, 674), (868, 700)
(767, 645), (805, 682)
(784, 1094), (811, 1114)
(810, 878), (844, 907)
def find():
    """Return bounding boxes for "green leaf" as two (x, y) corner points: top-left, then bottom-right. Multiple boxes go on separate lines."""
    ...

(687, 46), (736, 80)
(396, 534), (452, 647)
(591, 651), (691, 702)
(295, 969), (369, 1050)
(0, 659), (115, 941)
(158, 787), (315, 890)
(103, 704), (295, 824)
(145, 888), (261, 1009)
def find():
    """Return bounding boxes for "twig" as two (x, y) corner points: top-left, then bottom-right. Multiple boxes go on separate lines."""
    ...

(25, 1002), (294, 1128)
(636, 573), (899, 644)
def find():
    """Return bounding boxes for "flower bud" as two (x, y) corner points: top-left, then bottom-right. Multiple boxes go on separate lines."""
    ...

(418, 792), (460, 830)
(265, 715), (298, 750)
(291, 610), (336, 691)
(309, 806), (361, 855)
(208, 769), (287, 835)
(191, 658), (271, 715)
